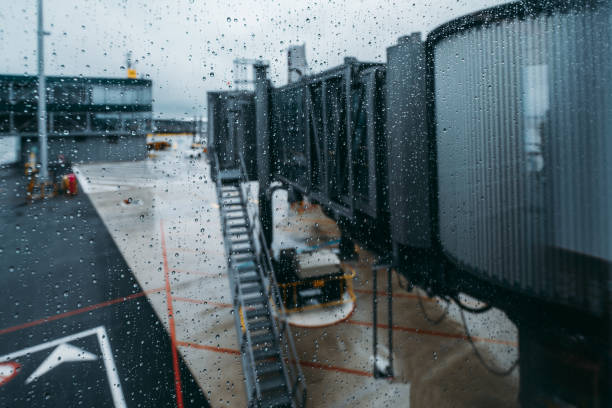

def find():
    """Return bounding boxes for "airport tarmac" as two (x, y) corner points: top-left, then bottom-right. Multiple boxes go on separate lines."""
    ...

(0, 163), (209, 407)
(2, 136), (520, 407)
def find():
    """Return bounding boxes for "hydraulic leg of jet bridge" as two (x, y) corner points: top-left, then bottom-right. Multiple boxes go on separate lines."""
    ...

(372, 265), (394, 379)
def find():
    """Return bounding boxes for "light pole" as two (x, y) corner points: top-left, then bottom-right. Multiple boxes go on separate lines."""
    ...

(37, 0), (48, 181)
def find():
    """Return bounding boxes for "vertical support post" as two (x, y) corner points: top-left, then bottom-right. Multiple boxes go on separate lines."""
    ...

(372, 267), (378, 377)
(387, 267), (394, 378)
(37, 0), (48, 181)
(254, 62), (273, 248)
(338, 217), (357, 261)
(373, 264), (393, 379)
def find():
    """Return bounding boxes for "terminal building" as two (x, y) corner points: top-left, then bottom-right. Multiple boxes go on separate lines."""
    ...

(0, 75), (152, 166)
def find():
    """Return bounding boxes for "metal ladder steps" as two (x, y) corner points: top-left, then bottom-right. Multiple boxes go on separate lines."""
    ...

(234, 259), (256, 269)
(241, 285), (263, 295)
(260, 393), (292, 408)
(248, 320), (272, 332)
(222, 203), (243, 210)
(230, 239), (250, 245)
(225, 207), (245, 212)
(239, 273), (260, 285)
(258, 376), (287, 393)
(234, 263), (256, 271)
(230, 246), (253, 255)
(233, 253), (255, 262)
(246, 307), (270, 320)
(222, 201), (242, 207)
(222, 200), (242, 206)
(243, 295), (266, 306)
(255, 360), (283, 376)
(222, 198), (243, 205)
(222, 214), (246, 223)
(225, 214), (246, 221)
(229, 234), (249, 242)
(235, 265), (256, 274)
(251, 333), (275, 346)
(227, 222), (248, 229)
(230, 244), (253, 255)
(230, 241), (252, 249)
(237, 269), (257, 277)
(225, 214), (245, 219)
(226, 218), (246, 224)
(252, 347), (279, 361)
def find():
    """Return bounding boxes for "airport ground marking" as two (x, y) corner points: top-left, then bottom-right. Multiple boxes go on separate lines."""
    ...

(160, 219), (185, 408)
(0, 326), (127, 408)
(354, 288), (437, 302)
(0, 287), (165, 336)
(172, 297), (232, 309)
(175, 341), (373, 377)
(346, 320), (518, 347)
(171, 268), (226, 278)
(297, 360), (372, 377)
(167, 295), (516, 347)
(176, 341), (241, 356)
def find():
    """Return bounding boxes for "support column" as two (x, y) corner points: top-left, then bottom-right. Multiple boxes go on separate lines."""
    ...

(338, 216), (357, 261)
(37, 0), (48, 181)
(372, 265), (393, 379)
(254, 62), (273, 248)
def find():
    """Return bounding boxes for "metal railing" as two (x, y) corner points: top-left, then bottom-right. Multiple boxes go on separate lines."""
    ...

(212, 151), (306, 407)
(212, 152), (258, 403)
(237, 153), (307, 407)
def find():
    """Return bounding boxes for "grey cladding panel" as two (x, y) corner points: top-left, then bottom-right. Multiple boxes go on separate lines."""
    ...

(434, 5), (612, 314)
(386, 34), (431, 248)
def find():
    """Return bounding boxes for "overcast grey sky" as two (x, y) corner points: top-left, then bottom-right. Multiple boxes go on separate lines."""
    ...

(0, 0), (507, 119)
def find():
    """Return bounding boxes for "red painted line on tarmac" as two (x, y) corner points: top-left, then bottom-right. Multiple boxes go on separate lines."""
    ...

(353, 288), (436, 302)
(168, 247), (225, 256)
(0, 287), (165, 336)
(176, 340), (241, 355)
(160, 220), (184, 408)
(346, 320), (518, 347)
(176, 341), (373, 377)
(287, 300), (357, 329)
(172, 269), (225, 278)
(298, 360), (372, 377)
(172, 297), (232, 308)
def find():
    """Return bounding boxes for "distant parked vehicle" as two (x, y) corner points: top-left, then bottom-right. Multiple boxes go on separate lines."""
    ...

(185, 146), (202, 159)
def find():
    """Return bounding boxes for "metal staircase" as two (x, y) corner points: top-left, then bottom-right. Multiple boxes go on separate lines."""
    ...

(212, 154), (307, 408)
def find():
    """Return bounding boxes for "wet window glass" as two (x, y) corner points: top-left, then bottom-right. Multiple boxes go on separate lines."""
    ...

(1, 1), (610, 407)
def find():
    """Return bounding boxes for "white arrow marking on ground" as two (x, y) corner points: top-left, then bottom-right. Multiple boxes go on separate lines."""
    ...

(0, 326), (126, 408)
(25, 343), (98, 384)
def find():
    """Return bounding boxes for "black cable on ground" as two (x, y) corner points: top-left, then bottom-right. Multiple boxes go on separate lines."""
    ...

(451, 294), (493, 314)
(459, 307), (519, 376)
(416, 290), (450, 325)
(395, 271), (410, 291)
